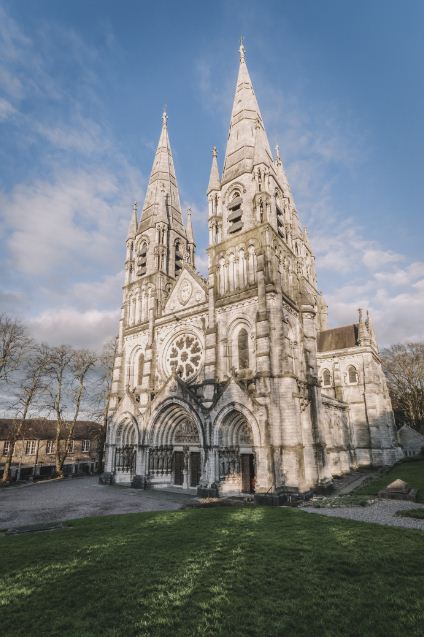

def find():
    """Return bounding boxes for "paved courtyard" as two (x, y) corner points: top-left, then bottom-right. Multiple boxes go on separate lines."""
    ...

(0, 476), (194, 530)
(303, 499), (424, 531)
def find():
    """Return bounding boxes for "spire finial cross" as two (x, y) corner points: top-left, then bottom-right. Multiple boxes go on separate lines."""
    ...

(239, 36), (246, 62)
(212, 145), (218, 157)
(162, 105), (168, 127)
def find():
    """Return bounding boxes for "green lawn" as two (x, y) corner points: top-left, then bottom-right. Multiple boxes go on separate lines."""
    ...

(356, 457), (424, 502)
(1, 508), (423, 637)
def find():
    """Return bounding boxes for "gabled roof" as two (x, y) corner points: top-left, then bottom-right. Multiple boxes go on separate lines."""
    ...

(163, 264), (207, 315)
(0, 419), (102, 441)
(318, 324), (359, 352)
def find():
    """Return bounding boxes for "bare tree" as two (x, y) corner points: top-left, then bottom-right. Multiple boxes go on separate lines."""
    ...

(382, 342), (424, 433)
(1, 344), (50, 483)
(92, 337), (117, 471)
(46, 345), (97, 477)
(0, 314), (31, 383)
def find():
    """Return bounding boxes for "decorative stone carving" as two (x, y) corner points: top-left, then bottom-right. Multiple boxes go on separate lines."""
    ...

(174, 419), (199, 444)
(178, 279), (192, 306)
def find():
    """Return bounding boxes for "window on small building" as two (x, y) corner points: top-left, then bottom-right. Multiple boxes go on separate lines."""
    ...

(67, 440), (74, 454)
(81, 440), (90, 453)
(228, 191), (243, 234)
(46, 440), (55, 454)
(3, 441), (11, 455)
(348, 365), (358, 384)
(137, 242), (148, 276)
(238, 328), (250, 370)
(25, 440), (36, 455)
(322, 369), (331, 387)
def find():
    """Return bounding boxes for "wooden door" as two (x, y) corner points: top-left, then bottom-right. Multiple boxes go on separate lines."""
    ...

(190, 452), (201, 487)
(174, 451), (184, 486)
(241, 454), (255, 493)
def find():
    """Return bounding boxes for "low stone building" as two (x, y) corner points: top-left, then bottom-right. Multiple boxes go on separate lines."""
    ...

(0, 419), (102, 481)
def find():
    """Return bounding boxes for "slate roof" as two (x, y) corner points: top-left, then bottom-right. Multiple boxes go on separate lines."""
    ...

(0, 419), (102, 440)
(318, 324), (359, 352)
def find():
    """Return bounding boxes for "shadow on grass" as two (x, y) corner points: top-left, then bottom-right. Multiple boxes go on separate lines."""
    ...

(0, 507), (423, 637)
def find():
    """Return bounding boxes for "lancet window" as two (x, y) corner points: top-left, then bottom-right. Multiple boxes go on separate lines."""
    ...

(228, 191), (243, 234)
(348, 365), (358, 384)
(137, 242), (148, 276)
(322, 369), (331, 387)
(238, 328), (250, 370)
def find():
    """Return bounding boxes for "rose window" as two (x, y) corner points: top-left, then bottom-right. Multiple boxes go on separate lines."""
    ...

(165, 334), (203, 381)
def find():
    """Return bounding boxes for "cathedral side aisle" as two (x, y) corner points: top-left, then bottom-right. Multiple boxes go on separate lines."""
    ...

(102, 43), (401, 500)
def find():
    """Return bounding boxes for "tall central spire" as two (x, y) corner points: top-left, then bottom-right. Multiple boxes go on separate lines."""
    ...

(221, 41), (273, 185)
(140, 110), (183, 231)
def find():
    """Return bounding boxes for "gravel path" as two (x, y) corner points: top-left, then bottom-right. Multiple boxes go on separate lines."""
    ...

(302, 499), (424, 531)
(0, 476), (195, 530)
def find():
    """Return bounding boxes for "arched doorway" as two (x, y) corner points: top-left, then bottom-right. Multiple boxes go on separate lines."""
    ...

(217, 410), (255, 494)
(114, 419), (137, 483)
(147, 402), (203, 489)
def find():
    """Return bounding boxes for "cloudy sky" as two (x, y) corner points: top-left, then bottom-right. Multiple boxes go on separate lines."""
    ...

(0, 0), (423, 350)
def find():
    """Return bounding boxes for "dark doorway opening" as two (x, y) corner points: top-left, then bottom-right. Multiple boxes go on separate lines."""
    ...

(174, 451), (184, 486)
(190, 452), (201, 487)
(241, 454), (255, 493)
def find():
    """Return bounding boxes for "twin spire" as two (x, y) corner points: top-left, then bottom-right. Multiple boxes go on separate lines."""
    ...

(132, 41), (290, 240)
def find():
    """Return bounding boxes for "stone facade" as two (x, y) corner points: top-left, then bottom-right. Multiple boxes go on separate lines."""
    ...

(103, 44), (401, 497)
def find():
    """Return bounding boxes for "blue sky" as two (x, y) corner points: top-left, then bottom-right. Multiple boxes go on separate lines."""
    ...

(0, 0), (423, 348)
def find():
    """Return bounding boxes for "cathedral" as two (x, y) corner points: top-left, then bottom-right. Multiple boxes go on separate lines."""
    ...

(102, 43), (401, 500)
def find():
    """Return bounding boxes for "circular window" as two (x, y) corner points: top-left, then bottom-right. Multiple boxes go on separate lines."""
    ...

(164, 333), (203, 382)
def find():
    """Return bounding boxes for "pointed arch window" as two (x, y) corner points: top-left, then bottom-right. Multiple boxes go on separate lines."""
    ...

(238, 328), (250, 370)
(322, 369), (331, 387)
(175, 240), (183, 277)
(228, 190), (243, 234)
(348, 365), (358, 384)
(137, 242), (148, 276)
(137, 353), (144, 386)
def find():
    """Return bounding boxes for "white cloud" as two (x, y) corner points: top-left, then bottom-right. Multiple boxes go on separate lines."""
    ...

(0, 96), (15, 120)
(27, 308), (119, 350)
(0, 168), (136, 277)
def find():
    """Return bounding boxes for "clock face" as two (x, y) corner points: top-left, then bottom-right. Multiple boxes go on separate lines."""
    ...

(164, 332), (203, 382)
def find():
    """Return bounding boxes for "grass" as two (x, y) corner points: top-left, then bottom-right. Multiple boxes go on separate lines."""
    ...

(355, 457), (424, 502)
(396, 508), (424, 520)
(1, 508), (424, 637)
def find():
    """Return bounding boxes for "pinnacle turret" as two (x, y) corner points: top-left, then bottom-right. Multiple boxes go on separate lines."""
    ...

(253, 118), (273, 168)
(127, 201), (138, 240)
(185, 207), (195, 244)
(207, 146), (221, 193)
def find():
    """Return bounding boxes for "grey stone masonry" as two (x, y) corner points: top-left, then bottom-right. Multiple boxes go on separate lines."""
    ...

(104, 42), (401, 499)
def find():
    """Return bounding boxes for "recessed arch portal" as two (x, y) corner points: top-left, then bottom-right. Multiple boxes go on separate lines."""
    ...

(213, 404), (259, 494)
(146, 399), (204, 488)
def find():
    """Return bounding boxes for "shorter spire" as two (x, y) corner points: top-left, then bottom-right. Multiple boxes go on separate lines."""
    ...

(127, 201), (138, 239)
(186, 207), (195, 244)
(207, 146), (221, 193)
